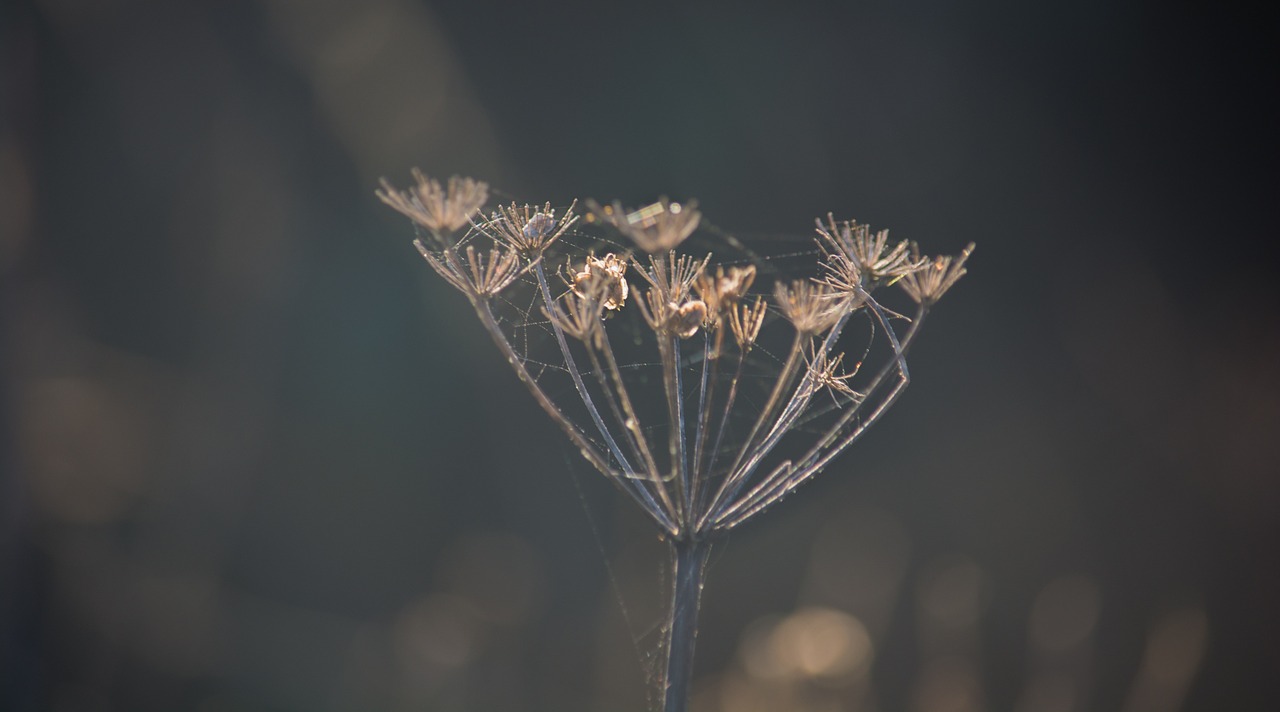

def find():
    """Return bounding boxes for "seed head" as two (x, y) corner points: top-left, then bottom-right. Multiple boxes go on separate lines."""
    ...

(415, 239), (523, 298)
(545, 286), (608, 348)
(632, 251), (710, 308)
(377, 170), (489, 237)
(571, 253), (629, 311)
(695, 264), (757, 328)
(634, 289), (709, 339)
(806, 350), (864, 402)
(588, 197), (701, 253)
(775, 280), (847, 335)
(815, 214), (926, 287)
(669, 300), (708, 339)
(898, 242), (975, 305)
(728, 297), (768, 351)
(482, 200), (579, 255)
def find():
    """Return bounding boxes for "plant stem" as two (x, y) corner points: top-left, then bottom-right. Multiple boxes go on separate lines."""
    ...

(662, 537), (711, 712)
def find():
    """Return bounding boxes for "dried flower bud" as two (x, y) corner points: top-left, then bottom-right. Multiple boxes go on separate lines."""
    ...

(695, 264), (757, 328)
(572, 253), (629, 310)
(669, 300), (707, 339)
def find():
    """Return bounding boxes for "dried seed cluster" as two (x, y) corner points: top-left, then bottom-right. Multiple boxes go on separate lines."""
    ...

(380, 171), (972, 539)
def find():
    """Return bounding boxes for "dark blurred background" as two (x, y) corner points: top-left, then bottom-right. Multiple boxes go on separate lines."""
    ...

(2, 1), (1277, 710)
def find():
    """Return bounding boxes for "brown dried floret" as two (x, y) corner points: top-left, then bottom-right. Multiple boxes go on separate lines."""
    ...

(377, 171), (489, 236)
(728, 297), (768, 352)
(588, 198), (701, 253)
(668, 300), (708, 339)
(571, 253), (629, 311)
(898, 242), (975, 305)
(815, 214), (927, 288)
(481, 200), (579, 255)
(634, 289), (709, 339)
(695, 265), (757, 328)
(632, 251), (710, 306)
(775, 280), (848, 335)
(415, 240), (523, 298)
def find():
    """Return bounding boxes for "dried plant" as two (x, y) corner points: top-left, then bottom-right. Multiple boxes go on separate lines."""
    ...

(379, 172), (972, 712)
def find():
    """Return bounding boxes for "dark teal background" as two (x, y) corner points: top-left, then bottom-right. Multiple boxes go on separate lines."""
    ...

(2, 1), (1276, 710)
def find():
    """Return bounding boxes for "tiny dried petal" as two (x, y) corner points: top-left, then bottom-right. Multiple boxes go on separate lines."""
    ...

(695, 264), (757, 328)
(669, 300), (707, 339)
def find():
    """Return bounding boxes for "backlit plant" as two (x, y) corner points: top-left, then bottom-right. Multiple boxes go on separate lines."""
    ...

(378, 171), (972, 712)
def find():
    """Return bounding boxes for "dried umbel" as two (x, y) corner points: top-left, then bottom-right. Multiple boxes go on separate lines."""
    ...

(899, 241), (975, 304)
(587, 197), (702, 253)
(377, 170), (488, 236)
(569, 252), (629, 311)
(481, 200), (579, 255)
(815, 212), (927, 288)
(379, 171), (972, 712)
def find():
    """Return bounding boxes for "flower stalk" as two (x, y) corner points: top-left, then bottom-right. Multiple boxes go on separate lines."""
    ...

(378, 172), (972, 712)
(662, 537), (711, 712)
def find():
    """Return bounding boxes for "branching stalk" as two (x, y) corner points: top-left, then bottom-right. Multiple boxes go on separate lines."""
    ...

(381, 171), (972, 712)
(533, 260), (637, 477)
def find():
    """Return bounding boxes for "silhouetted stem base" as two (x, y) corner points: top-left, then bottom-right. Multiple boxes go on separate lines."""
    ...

(662, 538), (711, 712)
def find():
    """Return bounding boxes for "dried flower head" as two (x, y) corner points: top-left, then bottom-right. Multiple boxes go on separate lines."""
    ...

(695, 265), (757, 327)
(728, 297), (768, 351)
(377, 170), (489, 236)
(415, 239), (523, 298)
(774, 280), (847, 335)
(636, 289), (709, 339)
(633, 251), (710, 305)
(545, 286), (607, 348)
(816, 214), (926, 287)
(381, 172), (971, 712)
(898, 242), (975, 305)
(481, 200), (579, 255)
(588, 197), (701, 253)
(571, 253), (629, 311)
